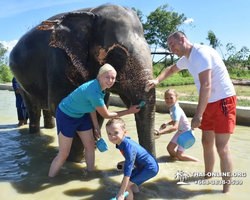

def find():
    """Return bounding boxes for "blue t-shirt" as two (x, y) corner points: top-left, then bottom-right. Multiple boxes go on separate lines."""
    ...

(59, 79), (105, 118)
(116, 137), (157, 177)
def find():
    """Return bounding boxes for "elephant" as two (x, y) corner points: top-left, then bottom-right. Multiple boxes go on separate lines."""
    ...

(9, 4), (156, 162)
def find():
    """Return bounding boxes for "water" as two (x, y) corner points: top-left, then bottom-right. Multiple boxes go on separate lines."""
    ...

(0, 90), (250, 200)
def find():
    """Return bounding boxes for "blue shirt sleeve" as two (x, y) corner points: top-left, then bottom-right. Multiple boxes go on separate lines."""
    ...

(171, 106), (182, 121)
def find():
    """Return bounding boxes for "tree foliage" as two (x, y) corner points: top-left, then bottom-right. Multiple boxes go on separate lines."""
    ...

(206, 30), (221, 49)
(225, 43), (250, 69)
(206, 30), (225, 59)
(0, 42), (12, 82)
(0, 42), (8, 65)
(141, 4), (187, 50)
(131, 7), (143, 23)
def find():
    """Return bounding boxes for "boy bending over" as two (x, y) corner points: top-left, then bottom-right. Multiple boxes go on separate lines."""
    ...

(106, 117), (158, 200)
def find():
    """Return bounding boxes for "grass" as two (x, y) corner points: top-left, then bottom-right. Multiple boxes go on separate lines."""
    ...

(155, 85), (250, 107)
(153, 63), (250, 107)
(228, 67), (250, 79)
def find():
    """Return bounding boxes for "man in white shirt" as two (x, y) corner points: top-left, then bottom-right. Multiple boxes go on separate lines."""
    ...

(146, 31), (236, 193)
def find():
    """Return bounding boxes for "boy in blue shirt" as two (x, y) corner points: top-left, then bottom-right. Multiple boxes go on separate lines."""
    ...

(106, 117), (158, 200)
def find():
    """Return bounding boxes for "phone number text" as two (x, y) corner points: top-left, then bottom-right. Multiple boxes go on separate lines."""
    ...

(194, 180), (243, 185)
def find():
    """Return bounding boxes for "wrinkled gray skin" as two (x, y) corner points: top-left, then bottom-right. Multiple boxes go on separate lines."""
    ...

(9, 4), (156, 162)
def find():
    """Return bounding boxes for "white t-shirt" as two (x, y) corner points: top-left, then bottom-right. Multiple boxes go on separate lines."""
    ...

(176, 44), (235, 103)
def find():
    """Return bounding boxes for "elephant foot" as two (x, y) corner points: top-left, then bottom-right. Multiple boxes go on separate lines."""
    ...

(44, 117), (55, 129)
(29, 124), (40, 134)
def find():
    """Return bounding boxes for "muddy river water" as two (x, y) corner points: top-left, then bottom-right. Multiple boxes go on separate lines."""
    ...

(0, 90), (249, 200)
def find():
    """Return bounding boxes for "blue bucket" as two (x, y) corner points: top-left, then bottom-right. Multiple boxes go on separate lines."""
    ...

(177, 130), (195, 149)
(96, 138), (109, 152)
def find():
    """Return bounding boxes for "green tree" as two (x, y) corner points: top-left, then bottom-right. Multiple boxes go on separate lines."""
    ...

(143, 4), (188, 50)
(206, 30), (225, 60)
(225, 43), (250, 69)
(238, 46), (250, 61)
(132, 7), (144, 23)
(0, 42), (8, 65)
(0, 42), (12, 82)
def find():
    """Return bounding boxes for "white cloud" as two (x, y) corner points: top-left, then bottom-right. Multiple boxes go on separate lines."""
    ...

(0, 40), (18, 52)
(184, 18), (194, 24)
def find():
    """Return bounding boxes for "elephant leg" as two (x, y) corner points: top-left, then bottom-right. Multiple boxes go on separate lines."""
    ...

(135, 102), (156, 157)
(42, 109), (55, 129)
(28, 108), (41, 134)
(20, 91), (41, 133)
(67, 133), (85, 163)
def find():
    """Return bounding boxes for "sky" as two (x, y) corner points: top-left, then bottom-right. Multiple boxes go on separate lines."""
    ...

(0, 0), (249, 61)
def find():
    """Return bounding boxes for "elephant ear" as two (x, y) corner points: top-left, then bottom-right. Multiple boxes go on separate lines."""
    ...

(37, 12), (95, 76)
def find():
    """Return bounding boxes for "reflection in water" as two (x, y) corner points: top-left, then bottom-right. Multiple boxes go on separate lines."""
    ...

(0, 90), (250, 200)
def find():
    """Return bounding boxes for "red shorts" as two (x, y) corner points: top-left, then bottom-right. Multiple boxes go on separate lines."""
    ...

(199, 95), (237, 134)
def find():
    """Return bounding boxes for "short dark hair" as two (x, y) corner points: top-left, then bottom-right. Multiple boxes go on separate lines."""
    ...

(168, 31), (187, 40)
(106, 117), (126, 130)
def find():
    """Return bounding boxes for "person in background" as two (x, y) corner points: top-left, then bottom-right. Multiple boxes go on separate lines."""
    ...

(146, 31), (236, 193)
(12, 77), (28, 126)
(106, 117), (159, 200)
(155, 89), (199, 162)
(49, 63), (141, 178)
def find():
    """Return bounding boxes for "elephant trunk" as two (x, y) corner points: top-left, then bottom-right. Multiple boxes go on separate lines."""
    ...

(135, 90), (156, 157)
(120, 65), (156, 157)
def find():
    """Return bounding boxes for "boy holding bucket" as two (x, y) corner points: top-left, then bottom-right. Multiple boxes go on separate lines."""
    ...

(154, 89), (199, 162)
(106, 117), (158, 200)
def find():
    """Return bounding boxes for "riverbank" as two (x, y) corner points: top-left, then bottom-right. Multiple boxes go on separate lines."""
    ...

(231, 79), (250, 86)
(1, 83), (249, 126)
